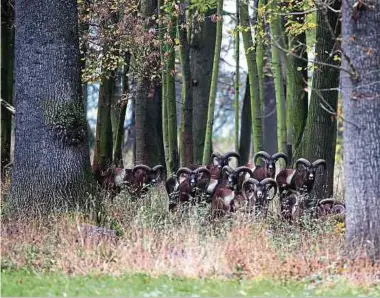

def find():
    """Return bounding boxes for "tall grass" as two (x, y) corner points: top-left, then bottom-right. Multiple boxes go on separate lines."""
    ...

(1, 187), (379, 287)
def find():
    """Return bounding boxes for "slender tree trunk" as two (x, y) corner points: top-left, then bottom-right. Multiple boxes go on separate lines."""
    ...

(92, 77), (114, 173)
(234, 0), (240, 152)
(190, 8), (217, 164)
(240, 0), (263, 153)
(113, 54), (131, 166)
(256, 0), (265, 151)
(342, 0), (380, 260)
(263, 73), (278, 154)
(166, 14), (179, 172)
(269, 0), (286, 153)
(299, 0), (341, 203)
(10, 0), (95, 215)
(179, 2), (193, 167)
(238, 75), (252, 166)
(158, 0), (170, 173)
(1, 0), (14, 176)
(285, 2), (308, 164)
(202, 0), (224, 165)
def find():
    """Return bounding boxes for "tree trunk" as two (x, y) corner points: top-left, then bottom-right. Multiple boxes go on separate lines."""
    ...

(234, 0), (240, 152)
(166, 14), (179, 172)
(342, 0), (380, 261)
(92, 77), (114, 173)
(285, 2), (308, 164)
(10, 0), (95, 215)
(240, 0), (263, 153)
(256, 0), (265, 152)
(263, 73), (277, 154)
(179, 3), (193, 167)
(299, 0), (341, 203)
(238, 75), (252, 166)
(269, 1), (286, 153)
(158, 0), (170, 173)
(112, 54), (131, 167)
(190, 8), (217, 165)
(202, 0), (224, 165)
(1, 0), (14, 176)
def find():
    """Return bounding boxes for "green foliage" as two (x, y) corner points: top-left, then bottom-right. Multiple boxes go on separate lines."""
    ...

(188, 0), (217, 13)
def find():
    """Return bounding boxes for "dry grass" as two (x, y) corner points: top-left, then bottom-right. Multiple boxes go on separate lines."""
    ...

(1, 188), (379, 288)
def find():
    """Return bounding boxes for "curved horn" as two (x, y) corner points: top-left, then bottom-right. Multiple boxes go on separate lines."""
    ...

(242, 178), (260, 201)
(312, 159), (327, 171)
(195, 166), (211, 181)
(223, 151), (240, 162)
(176, 167), (192, 180)
(272, 152), (288, 167)
(222, 165), (234, 176)
(318, 198), (336, 206)
(260, 178), (278, 200)
(132, 164), (152, 175)
(295, 158), (311, 169)
(253, 151), (271, 165)
(211, 152), (222, 164)
(235, 166), (254, 177)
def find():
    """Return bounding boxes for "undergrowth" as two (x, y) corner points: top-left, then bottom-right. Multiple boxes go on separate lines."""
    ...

(1, 186), (379, 289)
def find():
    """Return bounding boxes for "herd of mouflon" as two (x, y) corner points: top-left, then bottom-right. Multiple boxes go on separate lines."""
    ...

(93, 151), (345, 221)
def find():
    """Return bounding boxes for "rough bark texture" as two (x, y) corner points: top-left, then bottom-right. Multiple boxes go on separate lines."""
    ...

(202, 0), (224, 165)
(179, 6), (193, 167)
(93, 77), (114, 173)
(285, 4), (308, 164)
(10, 0), (95, 215)
(240, 0), (263, 153)
(342, 0), (380, 261)
(238, 76), (252, 166)
(1, 0), (14, 175)
(300, 0), (341, 202)
(190, 8), (216, 165)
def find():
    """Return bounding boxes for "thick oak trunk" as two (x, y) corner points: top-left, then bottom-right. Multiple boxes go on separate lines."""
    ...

(342, 0), (380, 260)
(10, 0), (95, 215)
(1, 0), (14, 175)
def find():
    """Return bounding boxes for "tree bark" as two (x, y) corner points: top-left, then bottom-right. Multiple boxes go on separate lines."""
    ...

(238, 75), (252, 166)
(342, 0), (380, 261)
(1, 0), (14, 176)
(234, 0), (240, 153)
(179, 3), (193, 167)
(269, 0), (286, 153)
(166, 14), (179, 172)
(299, 0), (341, 203)
(240, 0), (263, 153)
(10, 0), (95, 215)
(202, 0), (224, 165)
(190, 8), (217, 165)
(92, 76), (114, 173)
(285, 2), (308, 164)
(112, 54), (131, 167)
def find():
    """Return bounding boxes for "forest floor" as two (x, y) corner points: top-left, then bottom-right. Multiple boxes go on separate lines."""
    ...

(1, 188), (380, 296)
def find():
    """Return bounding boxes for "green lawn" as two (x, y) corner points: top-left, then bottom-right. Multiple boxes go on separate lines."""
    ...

(2, 270), (379, 296)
